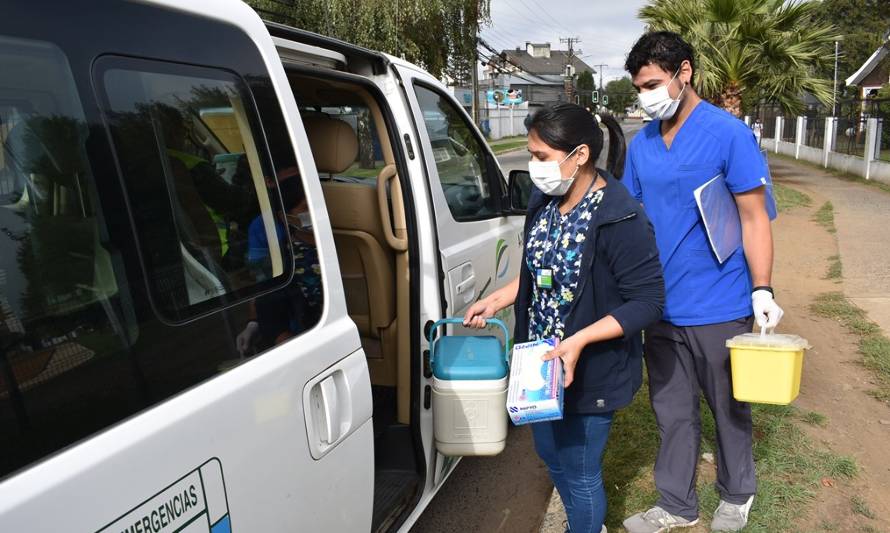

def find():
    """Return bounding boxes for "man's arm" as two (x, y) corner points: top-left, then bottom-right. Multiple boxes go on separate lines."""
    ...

(735, 186), (772, 286)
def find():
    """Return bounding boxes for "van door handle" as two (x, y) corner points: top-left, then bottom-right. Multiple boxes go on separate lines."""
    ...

(318, 375), (340, 443)
(455, 275), (475, 294)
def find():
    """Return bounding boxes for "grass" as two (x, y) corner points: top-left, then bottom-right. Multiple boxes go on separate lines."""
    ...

(602, 379), (858, 532)
(851, 495), (877, 519)
(490, 139), (527, 155)
(811, 292), (890, 403)
(813, 201), (837, 233)
(801, 411), (828, 427)
(825, 255), (843, 281)
(773, 182), (812, 212)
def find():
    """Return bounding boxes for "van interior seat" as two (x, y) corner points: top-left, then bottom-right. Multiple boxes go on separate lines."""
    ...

(303, 116), (398, 386)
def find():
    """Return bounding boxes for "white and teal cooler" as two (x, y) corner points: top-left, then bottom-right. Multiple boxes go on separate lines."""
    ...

(429, 318), (510, 456)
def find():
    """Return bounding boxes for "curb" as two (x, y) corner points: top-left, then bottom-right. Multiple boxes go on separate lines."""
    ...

(539, 488), (567, 533)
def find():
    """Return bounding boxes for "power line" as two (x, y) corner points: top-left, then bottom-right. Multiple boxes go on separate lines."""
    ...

(524, 0), (575, 37)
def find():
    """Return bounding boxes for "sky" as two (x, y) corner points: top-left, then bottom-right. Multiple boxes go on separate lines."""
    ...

(480, 0), (649, 86)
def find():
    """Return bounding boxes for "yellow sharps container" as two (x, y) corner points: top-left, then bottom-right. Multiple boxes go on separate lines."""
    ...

(726, 332), (811, 405)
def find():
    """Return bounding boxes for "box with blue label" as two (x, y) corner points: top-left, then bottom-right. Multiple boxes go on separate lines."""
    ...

(506, 338), (564, 425)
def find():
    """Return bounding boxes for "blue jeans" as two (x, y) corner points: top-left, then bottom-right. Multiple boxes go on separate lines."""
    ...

(532, 412), (614, 533)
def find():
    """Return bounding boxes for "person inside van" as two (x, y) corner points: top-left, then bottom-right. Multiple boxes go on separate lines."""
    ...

(237, 172), (322, 355)
(464, 104), (665, 533)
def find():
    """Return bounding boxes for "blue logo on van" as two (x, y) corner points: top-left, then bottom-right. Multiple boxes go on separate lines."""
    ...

(97, 458), (231, 533)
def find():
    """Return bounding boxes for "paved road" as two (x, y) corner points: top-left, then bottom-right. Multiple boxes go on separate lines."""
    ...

(410, 120), (646, 533)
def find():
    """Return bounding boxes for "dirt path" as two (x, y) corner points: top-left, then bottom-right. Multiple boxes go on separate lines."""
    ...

(770, 165), (890, 532)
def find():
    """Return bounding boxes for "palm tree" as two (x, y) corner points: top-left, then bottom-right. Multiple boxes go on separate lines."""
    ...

(639, 0), (839, 116)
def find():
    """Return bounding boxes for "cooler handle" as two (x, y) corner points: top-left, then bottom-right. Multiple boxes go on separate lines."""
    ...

(428, 317), (511, 367)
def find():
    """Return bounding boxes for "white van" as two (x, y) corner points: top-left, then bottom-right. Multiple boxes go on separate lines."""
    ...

(0, 1), (531, 531)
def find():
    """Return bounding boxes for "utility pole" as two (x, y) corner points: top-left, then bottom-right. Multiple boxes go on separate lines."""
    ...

(560, 37), (581, 103)
(592, 64), (608, 95)
(592, 63), (608, 110)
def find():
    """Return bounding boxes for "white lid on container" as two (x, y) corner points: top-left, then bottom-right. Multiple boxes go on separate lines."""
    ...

(726, 332), (811, 351)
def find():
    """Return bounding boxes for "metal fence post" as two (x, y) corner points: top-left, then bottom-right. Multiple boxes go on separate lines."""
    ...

(823, 117), (835, 168)
(795, 116), (806, 159)
(865, 117), (879, 180)
(774, 116), (783, 153)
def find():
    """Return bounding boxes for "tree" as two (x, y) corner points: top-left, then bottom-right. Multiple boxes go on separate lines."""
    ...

(640, 0), (839, 116)
(605, 77), (637, 114)
(817, 0), (890, 87)
(577, 71), (594, 91)
(247, 0), (490, 83)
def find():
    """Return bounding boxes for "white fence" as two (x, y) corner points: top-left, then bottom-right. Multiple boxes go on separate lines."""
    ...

(481, 106), (528, 141)
(751, 114), (890, 183)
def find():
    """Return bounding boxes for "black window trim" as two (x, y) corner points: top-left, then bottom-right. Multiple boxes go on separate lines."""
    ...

(92, 54), (296, 326)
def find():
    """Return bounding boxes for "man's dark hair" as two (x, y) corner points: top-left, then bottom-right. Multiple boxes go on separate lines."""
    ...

(625, 31), (695, 84)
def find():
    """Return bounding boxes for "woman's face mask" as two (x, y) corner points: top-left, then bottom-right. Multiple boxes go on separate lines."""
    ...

(528, 145), (581, 196)
(638, 66), (687, 121)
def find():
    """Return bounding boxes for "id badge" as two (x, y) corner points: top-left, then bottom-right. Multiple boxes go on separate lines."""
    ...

(536, 268), (553, 289)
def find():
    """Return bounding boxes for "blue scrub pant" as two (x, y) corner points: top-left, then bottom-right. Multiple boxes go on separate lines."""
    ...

(532, 412), (614, 533)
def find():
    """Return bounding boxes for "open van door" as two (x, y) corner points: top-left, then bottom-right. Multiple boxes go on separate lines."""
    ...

(394, 66), (524, 331)
(392, 65), (524, 483)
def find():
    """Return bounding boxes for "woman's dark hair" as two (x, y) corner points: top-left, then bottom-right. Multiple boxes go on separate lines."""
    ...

(625, 31), (696, 84)
(527, 103), (626, 179)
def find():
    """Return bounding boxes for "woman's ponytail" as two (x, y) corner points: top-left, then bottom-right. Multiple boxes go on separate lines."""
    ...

(598, 113), (626, 179)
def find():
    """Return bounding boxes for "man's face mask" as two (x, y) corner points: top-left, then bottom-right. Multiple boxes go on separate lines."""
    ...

(638, 66), (687, 121)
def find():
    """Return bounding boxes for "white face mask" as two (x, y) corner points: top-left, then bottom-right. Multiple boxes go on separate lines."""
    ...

(638, 67), (687, 121)
(528, 146), (581, 196)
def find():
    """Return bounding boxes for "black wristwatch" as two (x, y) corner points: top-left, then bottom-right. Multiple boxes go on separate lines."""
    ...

(752, 286), (774, 296)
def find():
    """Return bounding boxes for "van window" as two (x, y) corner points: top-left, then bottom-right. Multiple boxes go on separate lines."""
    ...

(96, 58), (293, 322)
(0, 35), (132, 477)
(300, 105), (386, 185)
(413, 84), (501, 220)
(0, 41), (324, 478)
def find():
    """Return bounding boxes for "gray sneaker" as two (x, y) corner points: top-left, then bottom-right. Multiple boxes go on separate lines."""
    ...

(623, 506), (699, 533)
(710, 496), (754, 531)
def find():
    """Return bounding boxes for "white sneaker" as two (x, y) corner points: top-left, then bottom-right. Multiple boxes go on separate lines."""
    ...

(623, 506), (699, 533)
(710, 496), (754, 531)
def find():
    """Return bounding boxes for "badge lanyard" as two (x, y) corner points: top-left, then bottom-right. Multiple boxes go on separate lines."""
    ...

(535, 179), (595, 291)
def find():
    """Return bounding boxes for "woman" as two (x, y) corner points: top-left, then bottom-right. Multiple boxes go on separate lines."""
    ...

(464, 104), (664, 533)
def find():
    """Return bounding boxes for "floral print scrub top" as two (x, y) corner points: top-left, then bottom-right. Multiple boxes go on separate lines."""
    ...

(526, 187), (605, 340)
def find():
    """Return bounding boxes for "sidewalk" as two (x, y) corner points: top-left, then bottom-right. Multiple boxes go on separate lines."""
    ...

(769, 156), (890, 337)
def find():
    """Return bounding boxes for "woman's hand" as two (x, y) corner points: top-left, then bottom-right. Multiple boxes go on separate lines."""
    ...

(462, 276), (520, 328)
(463, 297), (499, 329)
(542, 333), (588, 388)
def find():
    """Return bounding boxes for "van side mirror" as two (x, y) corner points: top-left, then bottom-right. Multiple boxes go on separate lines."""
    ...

(508, 170), (533, 213)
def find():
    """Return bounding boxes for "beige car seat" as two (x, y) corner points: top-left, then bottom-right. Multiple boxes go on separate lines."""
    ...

(305, 116), (398, 386)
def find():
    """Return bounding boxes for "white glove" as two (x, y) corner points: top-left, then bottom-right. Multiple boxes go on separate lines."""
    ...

(236, 321), (260, 355)
(752, 289), (784, 330)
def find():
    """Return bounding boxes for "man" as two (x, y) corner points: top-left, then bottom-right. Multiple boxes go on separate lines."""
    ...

(620, 32), (784, 533)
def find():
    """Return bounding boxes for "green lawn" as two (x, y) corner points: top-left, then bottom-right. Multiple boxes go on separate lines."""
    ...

(603, 378), (857, 531)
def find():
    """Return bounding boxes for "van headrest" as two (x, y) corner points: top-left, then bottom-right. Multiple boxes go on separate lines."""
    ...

(303, 116), (359, 174)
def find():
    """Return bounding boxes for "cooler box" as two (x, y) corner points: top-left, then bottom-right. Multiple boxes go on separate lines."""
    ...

(727, 332), (811, 405)
(429, 318), (509, 456)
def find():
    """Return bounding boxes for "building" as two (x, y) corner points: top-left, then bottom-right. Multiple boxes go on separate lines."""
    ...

(845, 31), (890, 99)
(483, 42), (595, 108)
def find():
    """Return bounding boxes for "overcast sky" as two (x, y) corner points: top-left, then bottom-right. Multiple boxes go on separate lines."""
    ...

(480, 0), (649, 85)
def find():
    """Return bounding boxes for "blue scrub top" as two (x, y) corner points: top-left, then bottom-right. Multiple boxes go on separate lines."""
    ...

(624, 101), (768, 326)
